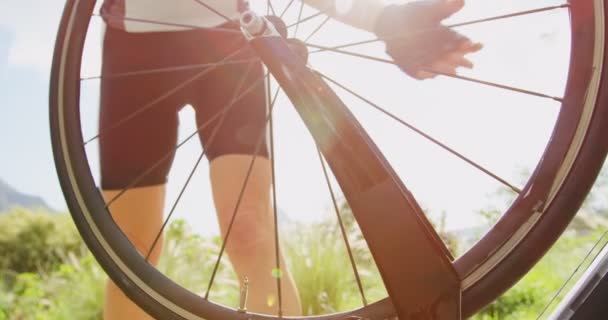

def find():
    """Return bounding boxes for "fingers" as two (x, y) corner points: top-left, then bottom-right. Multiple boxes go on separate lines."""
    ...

(412, 42), (479, 80)
(432, 38), (481, 71)
(414, 70), (438, 80)
(447, 40), (482, 67)
(433, 28), (480, 58)
(446, 53), (473, 69)
(426, 60), (457, 76)
(457, 39), (483, 54)
(432, 0), (465, 21)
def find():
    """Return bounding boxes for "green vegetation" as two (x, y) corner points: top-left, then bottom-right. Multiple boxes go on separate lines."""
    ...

(472, 229), (607, 319)
(284, 219), (387, 315)
(0, 209), (86, 274)
(0, 210), (240, 319)
(0, 165), (606, 320)
(0, 209), (103, 320)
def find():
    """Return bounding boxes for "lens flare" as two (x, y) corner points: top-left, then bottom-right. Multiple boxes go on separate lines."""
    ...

(266, 294), (276, 307)
(271, 267), (283, 279)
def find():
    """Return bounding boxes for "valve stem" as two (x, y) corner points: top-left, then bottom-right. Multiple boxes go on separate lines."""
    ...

(238, 276), (249, 313)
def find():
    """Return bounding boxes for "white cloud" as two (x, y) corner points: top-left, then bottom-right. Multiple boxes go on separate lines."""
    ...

(0, 0), (65, 74)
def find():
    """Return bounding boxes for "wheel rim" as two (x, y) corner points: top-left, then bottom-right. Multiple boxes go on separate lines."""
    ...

(49, 0), (607, 319)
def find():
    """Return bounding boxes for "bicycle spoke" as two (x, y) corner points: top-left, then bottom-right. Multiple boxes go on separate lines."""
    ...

(192, 0), (234, 23)
(536, 230), (608, 320)
(267, 0), (277, 16)
(81, 59), (257, 81)
(303, 15), (331, 43)
(267, 76), (283, 317)
(205, 86), (281, 300)
(308, 4), (569, 53)
(318, 71), (523, 194)
(279, 0), (296, 18)
(433, 70), (563, 102)
(105, 70), (269, 208)
(84, 46), (246, 145)
(144, 63), (256, 261)
(316, 147), (368, 306)
(286, 10), (326, 29)
(292, 1), (305, 38)
(448, 3), (569, 29)
(307, 43), (563, 102)
(96, 14), (241, 34)
(145, 150), (205, 261)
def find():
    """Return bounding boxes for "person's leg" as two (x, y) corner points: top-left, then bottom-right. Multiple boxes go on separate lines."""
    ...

(99, 122), (176, 320)
(210, 155), (301, 315)
(191, 53), (301, 314)
(99, 115), (176, 320)
(102, 186), (166, 320)
(99, 26), (186, 320)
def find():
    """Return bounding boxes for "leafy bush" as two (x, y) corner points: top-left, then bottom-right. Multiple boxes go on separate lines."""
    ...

(284, 219), (386, 315)
(472, 229), (607, 319)
(1, 194), (607, 320)
(0, 209), (102, 319)
(159, 219), (239, 307)
(0, 211), (240, 319)
(0, 253), (106, 320)
(0, 208), (86, 273)
(474, 281), (541, 319)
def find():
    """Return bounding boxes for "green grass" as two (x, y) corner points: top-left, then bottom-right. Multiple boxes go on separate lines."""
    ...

(0, 253), (105, 320)
(473, 229), (608, 319)
(158, 219), (239, 307)
(284, 220), (386, 315)
(1, 207), (606, 319)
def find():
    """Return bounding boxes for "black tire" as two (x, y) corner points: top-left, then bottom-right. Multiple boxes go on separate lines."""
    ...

(50, 0), (608, 319)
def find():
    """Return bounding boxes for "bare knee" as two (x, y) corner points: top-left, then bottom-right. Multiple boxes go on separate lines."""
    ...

(222, 205), (273, 259)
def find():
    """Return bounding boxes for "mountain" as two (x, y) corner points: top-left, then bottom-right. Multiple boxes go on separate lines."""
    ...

(0, 178), (53, 212)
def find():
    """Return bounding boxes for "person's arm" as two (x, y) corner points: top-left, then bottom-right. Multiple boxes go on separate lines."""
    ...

(300, 0), (384, 32)
(299, 0), (481, 80)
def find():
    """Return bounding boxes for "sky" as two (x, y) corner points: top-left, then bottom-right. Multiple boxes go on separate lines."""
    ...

(0, 0), (575, 239)
(0, 0), (66, 210)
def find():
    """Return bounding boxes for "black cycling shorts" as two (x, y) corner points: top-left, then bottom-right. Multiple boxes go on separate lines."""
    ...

(99, 25), (268, 190)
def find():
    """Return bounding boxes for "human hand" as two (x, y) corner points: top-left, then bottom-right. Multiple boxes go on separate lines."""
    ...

(373, 0), (482, 80)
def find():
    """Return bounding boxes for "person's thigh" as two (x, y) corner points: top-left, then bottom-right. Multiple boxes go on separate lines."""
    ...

(193, 60), (269, 162)
(99, 27), (189, 190)
(99, 27), (195, 265)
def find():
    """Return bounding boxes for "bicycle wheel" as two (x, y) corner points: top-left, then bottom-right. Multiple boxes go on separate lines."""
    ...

(50, 0), (608, 319)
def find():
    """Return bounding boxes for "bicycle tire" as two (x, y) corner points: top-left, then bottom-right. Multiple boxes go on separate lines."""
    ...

(50, 0), (608, 318)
